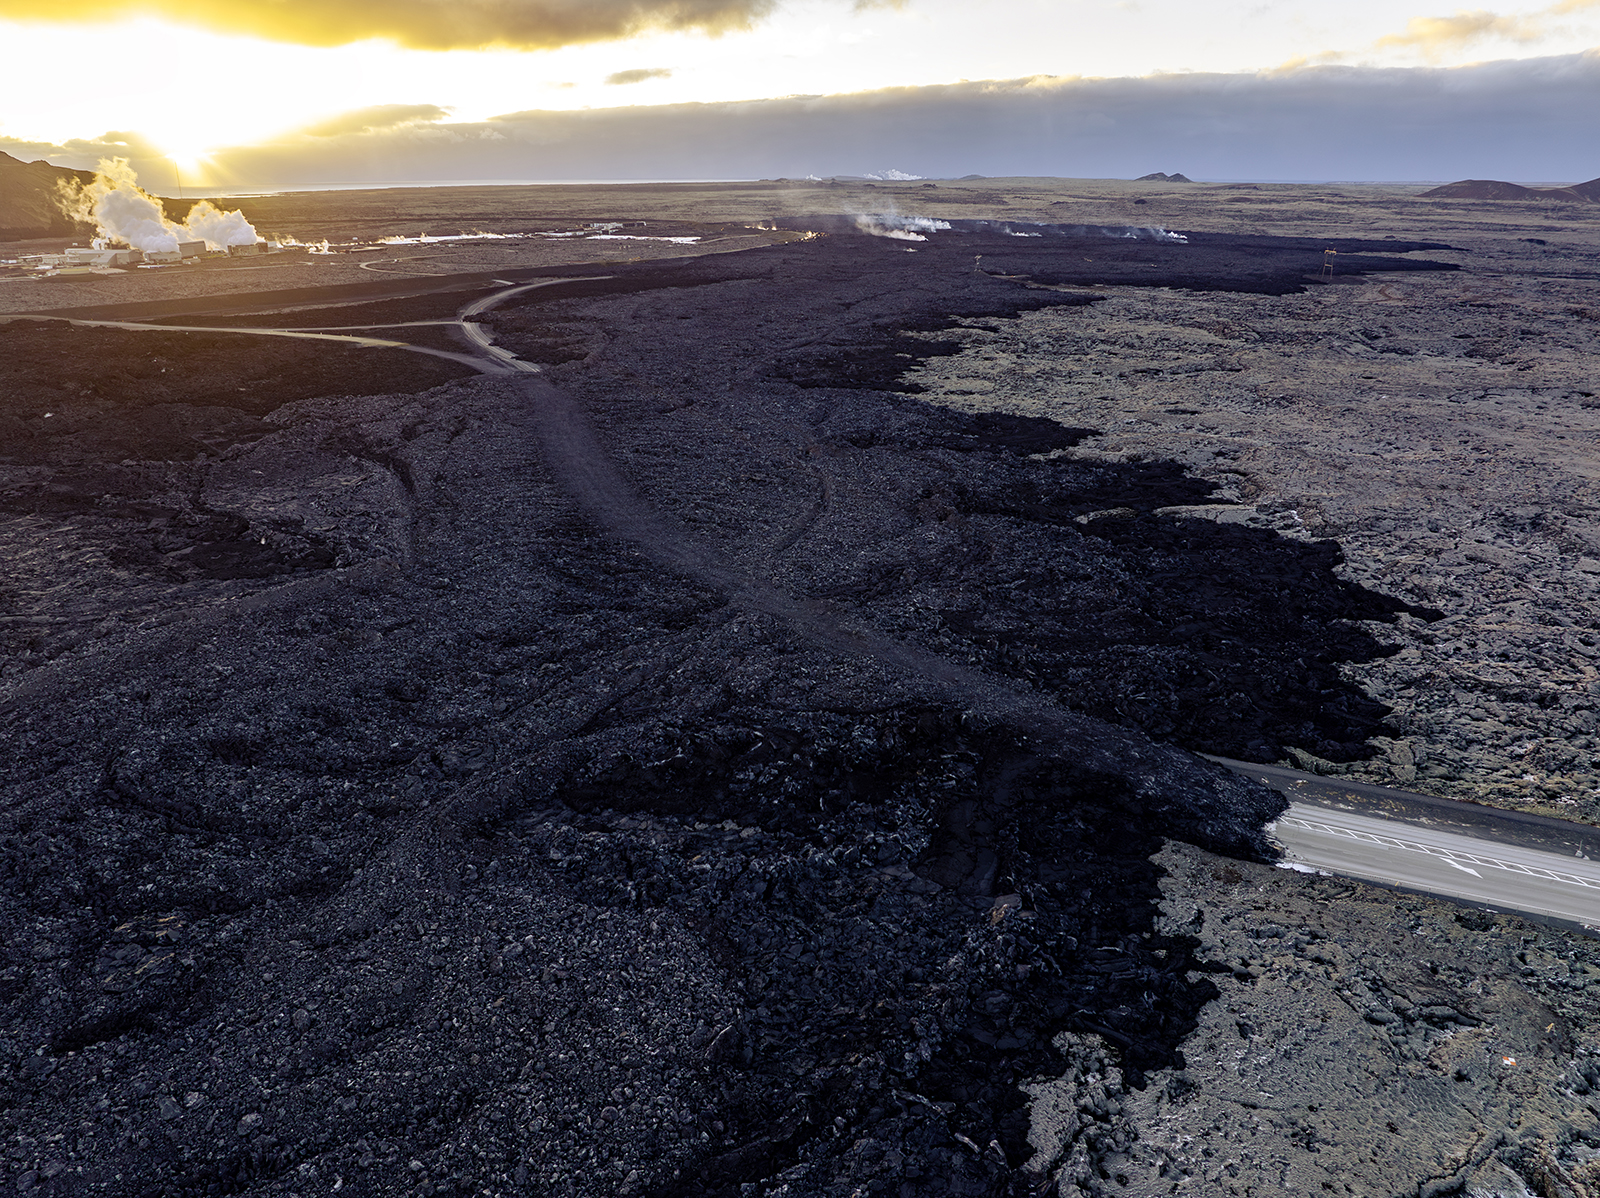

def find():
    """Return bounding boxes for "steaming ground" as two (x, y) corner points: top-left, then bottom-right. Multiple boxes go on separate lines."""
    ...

(0, 230), (791, 314)
(57, 160), (262, 254)
(3, 181), (1600, 1198)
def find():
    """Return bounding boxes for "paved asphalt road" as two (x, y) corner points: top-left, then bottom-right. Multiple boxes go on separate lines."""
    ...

(1270, 802), (1600, 928)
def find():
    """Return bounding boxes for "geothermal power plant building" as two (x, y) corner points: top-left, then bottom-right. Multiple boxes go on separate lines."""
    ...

(144, 240), (207, 262)
(62, 247), (141, 267)
(27, 239), (214, 268)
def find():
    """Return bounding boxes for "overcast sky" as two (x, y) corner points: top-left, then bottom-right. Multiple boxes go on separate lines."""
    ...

(1, 0), (1597, 186)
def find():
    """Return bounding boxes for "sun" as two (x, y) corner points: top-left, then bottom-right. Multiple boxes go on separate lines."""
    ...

(152, 144), (210, 191)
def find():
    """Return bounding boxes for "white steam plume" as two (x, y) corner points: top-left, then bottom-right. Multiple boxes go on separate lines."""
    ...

(182, 200), (261, 249)
(1100, 225), (1187, 243)
(980, 220), (1188, 243)
(57, 158), (179, 252)
(57, 159), (260, 253)
(845, 214), (1185, 244)
(852, 213), (951, 241)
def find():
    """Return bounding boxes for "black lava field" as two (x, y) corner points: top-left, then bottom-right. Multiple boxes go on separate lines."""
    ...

(0, 223), (1467, 1197)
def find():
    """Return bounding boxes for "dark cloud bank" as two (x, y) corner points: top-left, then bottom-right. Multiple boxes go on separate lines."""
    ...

(9, 52), (1599, 187)
(0, 0), (774, 49)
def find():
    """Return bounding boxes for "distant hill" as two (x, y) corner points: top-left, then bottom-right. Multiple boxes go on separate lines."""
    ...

(1421, 176), (1600, 202)
(0, 152), (97, 240)
(1135, 172), (1193, 183)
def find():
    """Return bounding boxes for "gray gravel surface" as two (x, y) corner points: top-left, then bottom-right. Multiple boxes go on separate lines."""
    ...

(1072, 842), (1600, 1198)
(908, 221), (1600, 818)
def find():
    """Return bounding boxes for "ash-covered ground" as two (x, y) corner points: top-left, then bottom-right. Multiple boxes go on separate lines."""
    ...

(4, 207), (1600, 1198)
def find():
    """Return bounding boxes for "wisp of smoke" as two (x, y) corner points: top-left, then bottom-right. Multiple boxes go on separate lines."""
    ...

(56, 159), (260, 253)
(847, 214), (1186, 244)
(377, 231), (524, 245)
(852, 213), (952, 241)
(983, 221), (1188, 243)
(1106, 225), (1188, 243)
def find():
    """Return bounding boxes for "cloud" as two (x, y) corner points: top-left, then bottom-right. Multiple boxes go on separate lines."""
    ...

(0, 136), (67, 165)
(1373, 10), (1544, 53)
(1271, 52), (1349, 71)
(0, 0), (776, 50)
(3, 129), (167, 171)
(299, 104), (451, 138)
(22, 53), (1600, 188)
(1283, 1), (1600, 67)
(605, 68), (674, 85)
(1369, 0), (1600, 56)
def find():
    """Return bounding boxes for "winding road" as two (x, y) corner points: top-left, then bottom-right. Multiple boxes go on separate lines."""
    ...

(0, 312), (493, 372)
(0, 276), (619, 377)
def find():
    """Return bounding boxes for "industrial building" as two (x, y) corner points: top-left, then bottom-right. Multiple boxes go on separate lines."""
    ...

(25, 239), (211, 269)
(62, 247), (140, 267)
(144, 241), (206, 263)
(13, 237), (279, 274)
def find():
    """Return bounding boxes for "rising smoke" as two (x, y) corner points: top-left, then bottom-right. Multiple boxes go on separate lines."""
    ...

(849, 213), (1188, 244)
(1054, 223), (1189, 243)
(57, 159), (260, 253)
(851, 213), (952, 241)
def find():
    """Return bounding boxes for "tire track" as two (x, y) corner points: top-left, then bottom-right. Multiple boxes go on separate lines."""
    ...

(508, 367), (1276, 851)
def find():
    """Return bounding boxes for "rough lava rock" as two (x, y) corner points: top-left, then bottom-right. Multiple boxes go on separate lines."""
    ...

(0, 215), (1593, 1198)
